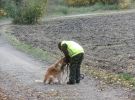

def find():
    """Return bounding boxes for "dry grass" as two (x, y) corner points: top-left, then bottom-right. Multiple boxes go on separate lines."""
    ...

(83, 65), (135, 88)
(119, 0), (132, 9)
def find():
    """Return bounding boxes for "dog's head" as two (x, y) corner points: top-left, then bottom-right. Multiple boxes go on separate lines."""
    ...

(55, 57), (67, 70)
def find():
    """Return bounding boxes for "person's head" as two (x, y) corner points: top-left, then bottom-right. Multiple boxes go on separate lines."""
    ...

(58, 42), (62, 50)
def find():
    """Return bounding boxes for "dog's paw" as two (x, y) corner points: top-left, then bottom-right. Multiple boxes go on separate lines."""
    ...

(54, 82), (61, 85)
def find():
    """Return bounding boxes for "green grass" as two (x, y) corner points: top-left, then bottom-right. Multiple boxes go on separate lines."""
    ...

(68, 3), (118, 14)
(3, 28), (57, 63)
(119, 73), (134, 81)
(0, 16), (8, 21)
(46, 2), (119, 17)
(131, 1), (135, 8)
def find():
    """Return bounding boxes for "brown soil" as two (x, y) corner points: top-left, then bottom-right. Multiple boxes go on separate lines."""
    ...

(11, 11), (135, 75)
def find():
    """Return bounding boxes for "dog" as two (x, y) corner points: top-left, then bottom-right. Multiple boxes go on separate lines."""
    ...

(43, 57), (67, 84)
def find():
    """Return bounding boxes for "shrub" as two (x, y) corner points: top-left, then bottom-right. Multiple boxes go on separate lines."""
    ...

(13, 0), (47, 24)
(4, 0), (17, 18)
(118, 0), (131, 9)
(0, 9), (7, 16)
(4, 0), (47, 24)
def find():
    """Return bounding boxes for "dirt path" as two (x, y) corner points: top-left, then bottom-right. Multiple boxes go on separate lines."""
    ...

(0, 24), (134, 100)
(44, 9), (135, 21)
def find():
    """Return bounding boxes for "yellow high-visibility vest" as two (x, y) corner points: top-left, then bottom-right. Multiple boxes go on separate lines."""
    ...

(61, 41), (84, 57)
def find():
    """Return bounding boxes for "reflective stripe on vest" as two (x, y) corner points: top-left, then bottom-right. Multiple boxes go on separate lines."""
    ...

(61, 41), (84, 57)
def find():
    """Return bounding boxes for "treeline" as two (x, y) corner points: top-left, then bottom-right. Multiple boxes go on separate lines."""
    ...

(65, 0), (132, 9)
(0, 0), (47, 24)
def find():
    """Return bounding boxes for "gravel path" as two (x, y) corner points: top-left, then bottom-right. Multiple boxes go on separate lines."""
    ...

(0, 24), (134, 100)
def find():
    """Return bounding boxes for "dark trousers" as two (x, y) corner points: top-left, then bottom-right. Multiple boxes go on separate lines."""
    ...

(69, 53), (84, 83)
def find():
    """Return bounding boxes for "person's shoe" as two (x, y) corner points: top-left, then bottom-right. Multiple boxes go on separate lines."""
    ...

(76, 80), (80, 84)
(67, 81), (75, 85)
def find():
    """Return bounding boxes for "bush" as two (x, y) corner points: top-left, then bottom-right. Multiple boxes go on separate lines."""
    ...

(4, 0), (17, 18)
(4, 0), (47, 24)
(0, 9), (7, 16)
(13, 0), (47, 24)
(118, 0), (131, 9)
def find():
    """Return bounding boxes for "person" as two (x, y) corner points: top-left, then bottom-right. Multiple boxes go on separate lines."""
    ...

(58, 40), (84, 85)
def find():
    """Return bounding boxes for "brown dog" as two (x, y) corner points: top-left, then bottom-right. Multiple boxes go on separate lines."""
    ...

(44, 57), (67, 84)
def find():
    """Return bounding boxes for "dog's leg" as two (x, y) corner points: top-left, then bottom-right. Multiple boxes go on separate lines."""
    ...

(48, 75), (55, 84)
(44, 76), (47, 84)
(44, 75), (53, 84)
(57, 73), (62, 84)
(44, 78), (50, 84)
(53, 78), (59, 84)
